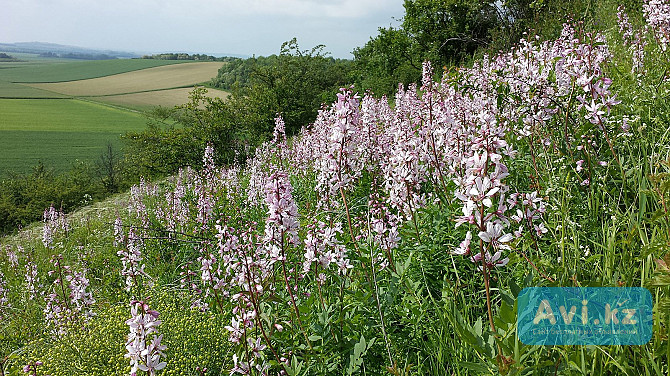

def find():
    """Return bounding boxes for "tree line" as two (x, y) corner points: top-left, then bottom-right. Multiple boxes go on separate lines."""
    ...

(140, 53), (239, 62)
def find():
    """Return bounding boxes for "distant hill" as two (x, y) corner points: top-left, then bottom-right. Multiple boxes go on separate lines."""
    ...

(0, 42), (139, 59)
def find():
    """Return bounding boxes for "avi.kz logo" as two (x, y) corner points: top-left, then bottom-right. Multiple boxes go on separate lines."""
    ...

(517, 287), (653, 345)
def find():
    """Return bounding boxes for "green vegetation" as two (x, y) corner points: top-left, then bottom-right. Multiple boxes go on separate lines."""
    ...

(0, 59), (187, 83)
(0, 99), (146, 175)
(351, 0), (597, 96)
(0, 53), (19, 62)
(37, 51), (121, 60)
(0, 51), (82, 65)
(0, 80), (67, 98)
(0, 60), (227, 235)
(211, 38), (353, 135)
(2, 1), (670, 374)
(0, 163), (98, 233)
(16, 291), (232, 376)
(125, 39), (354, 178)
(120, 39), (352, 178)
(141, 52), (238, 62)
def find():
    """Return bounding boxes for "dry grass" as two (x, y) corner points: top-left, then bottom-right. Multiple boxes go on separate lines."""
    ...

(92, 87), (229, 110)
(27, 62), (223, 96)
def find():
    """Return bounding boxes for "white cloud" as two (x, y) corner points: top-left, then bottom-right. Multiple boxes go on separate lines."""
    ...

(85, 0), (401, 20)
(213, 0), (400, 18)
(1, 0), (405, 58)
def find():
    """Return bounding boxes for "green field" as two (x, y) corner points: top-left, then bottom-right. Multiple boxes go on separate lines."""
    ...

(27, 62), (223, 96)
(0, 58), (187, 83)
(0, 59), (222, 176)
(0, 80), (67, 98)
(0, 99), (147, 176)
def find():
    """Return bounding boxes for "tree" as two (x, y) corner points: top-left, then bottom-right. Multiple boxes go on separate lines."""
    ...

(95, 142), (121, 193)
(403, 0), (499, 65)
(352, 27), (422, 96)
(352, 0), (502, 97)
(352, 0), (593, 97)
(219, 38), (353, 136)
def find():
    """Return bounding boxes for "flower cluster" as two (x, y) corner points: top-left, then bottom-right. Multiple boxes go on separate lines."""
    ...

(24, 259), (39, 301)
(42, 204), (68, 249)
(618, 6), (634, 44)
(67, 269), (95, 319)
(367, 189), (401, 270)
(451, 124), (515, 270)
(125, 299), (166, 376)
(196, 144), (216, 228)
(22, 361), (46, 376)
(43, 255), (95, 335)
(382, 82), (428, 219)
(644, 0), (670, 51)
(5, 245), (19, 270)
(263, 170), (300, 250)
(114, 216), (125, 247)
(618, 3), (661, 74)
(508, 192), (549, 238)
(302, 221), (352, 277)
(0, 271), (10, 321)
(312, 88), (366, 209)
(117, 228), (151, 292)
(214, 224), (273, 375)
(128, 178), (157, 231)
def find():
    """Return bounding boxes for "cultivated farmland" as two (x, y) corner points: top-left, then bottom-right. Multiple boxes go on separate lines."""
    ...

(0, 58), (187, 83)
(0, 99), (147, 175)
(0, 80), (67, 98)
(0, 59), (227, 175)
(26, 62), (223, 96)
(94, 87), (229, 110)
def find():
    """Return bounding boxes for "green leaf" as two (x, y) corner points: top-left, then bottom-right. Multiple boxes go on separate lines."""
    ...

(458, 361), (492, 373)
(499, 299), (516, 325)
(347, 335), (375, 375)
(509, 280), (522, 298)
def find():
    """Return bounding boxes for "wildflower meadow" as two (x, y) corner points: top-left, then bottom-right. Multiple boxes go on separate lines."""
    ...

(2, 1), (670, 375)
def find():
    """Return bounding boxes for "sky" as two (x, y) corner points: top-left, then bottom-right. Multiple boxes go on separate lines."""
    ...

(2, 0), (405, 58)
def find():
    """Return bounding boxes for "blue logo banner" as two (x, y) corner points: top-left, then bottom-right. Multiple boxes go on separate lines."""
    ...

(517, 287), (653, 345)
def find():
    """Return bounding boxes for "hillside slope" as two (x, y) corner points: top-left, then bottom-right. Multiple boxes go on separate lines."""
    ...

(1, 2), (670, 375)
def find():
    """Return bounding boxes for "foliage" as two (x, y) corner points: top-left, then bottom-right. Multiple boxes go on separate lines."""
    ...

(353, 0), (613, 97)
(403, 0), (499, 63)
(2, 1), (670, 375)
(125, 39), (354, 178)
(141, 53), (237, 62)
(0, 163), (95, 234)
(122, 87), (256, 178)
(0, 53), (19, 62)
(6, 293), (231, 376)
(352, 27), (422, 97)
(353, 0), (502, 97)
(212, 38), (354, 135)
(0, 143), (141, 236)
